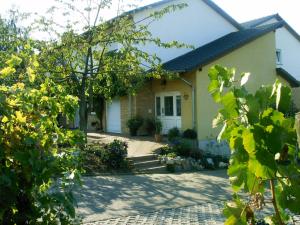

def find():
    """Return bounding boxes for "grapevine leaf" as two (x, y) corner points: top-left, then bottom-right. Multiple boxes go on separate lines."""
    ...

(240, 72), (250, 86)
(242, 129), (256, 156)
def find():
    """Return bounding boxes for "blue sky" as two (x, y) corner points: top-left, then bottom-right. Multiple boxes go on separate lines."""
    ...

(0, 0), (299, 34)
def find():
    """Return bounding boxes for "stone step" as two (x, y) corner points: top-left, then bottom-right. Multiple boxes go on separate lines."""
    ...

(133, 160), (161, 169)
(127, 154), (157, 162)
(87, 134), (102, 140)
(134, 165), (168, 174)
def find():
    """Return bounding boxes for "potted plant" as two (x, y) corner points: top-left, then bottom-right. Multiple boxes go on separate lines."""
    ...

(126, 116), (143, 136)
(154, 119), (162, 142)
(145, 118), (156, 136)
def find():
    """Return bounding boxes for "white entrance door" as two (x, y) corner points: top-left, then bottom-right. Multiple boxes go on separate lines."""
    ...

(106, 98), (121, 133)
(155, 92), (182, 134)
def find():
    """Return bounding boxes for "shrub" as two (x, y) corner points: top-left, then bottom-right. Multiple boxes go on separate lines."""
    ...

(172, 139), (191, 157)
(167, 127), (180, 142)
(155, 119), (162, 134)
(126, 116), (143, 136)
(190, 149), (203, 160)
(82, 140), (128, 172)
(0, 55), (83, 224)
(158, 146), (173, 155)
(145, 118), (155, 135)
(167, 152), (177, 158)
(182, 129), (197, 139)
(82, 144), (106, 173)
(102, 140), (128, 169)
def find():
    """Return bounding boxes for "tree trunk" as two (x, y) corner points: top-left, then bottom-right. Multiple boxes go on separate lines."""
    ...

(79, 74), (88, 133)
(95, 95), (105, 130)
(79, 96), (87, 133)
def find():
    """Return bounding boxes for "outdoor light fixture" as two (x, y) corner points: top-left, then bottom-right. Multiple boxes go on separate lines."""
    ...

(183, 93), (189, 100)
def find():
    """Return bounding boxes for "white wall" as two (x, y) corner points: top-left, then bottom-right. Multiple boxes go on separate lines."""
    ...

(132, 0), (238, 63)
(276, 27), (300, 80)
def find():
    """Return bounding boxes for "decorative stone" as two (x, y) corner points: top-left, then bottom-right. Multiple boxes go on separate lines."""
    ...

(206, 158), (214, 166)
(218, 162), (228, 168)
(166, 159), (174, 165)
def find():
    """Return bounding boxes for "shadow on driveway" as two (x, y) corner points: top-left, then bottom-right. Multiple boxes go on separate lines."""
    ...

(75, 170), (230, 222)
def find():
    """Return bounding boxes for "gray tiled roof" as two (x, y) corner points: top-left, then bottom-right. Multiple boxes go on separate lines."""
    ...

(162, 22), (284, 72)
(241, 14), (278, 28)
(276, 68), (300, 87)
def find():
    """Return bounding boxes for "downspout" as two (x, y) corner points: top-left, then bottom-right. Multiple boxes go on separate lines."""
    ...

(179, 76), (196, 130)
(128, 95), (132, 118)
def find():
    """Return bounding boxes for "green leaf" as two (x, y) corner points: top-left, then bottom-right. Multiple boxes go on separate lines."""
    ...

(240, 72), (250, 86)
(6, 55), (22, 67)
(242, 129), (256, 155)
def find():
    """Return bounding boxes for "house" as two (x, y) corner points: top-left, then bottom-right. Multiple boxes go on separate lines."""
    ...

(93, 0), (300, 154)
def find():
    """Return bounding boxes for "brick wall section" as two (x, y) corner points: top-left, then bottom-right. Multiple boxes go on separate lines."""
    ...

(135, 82), (155, 135)
(119, 82), (155, 135)
(120, 96), (130, 134)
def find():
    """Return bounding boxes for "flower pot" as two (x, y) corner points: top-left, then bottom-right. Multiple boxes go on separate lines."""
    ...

(155, 134), (162, 142)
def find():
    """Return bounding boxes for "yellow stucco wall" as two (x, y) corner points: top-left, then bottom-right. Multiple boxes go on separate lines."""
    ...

(196, 32), (278, 140)
(293, 87), (300, 110)
(151, 72), (196, 131)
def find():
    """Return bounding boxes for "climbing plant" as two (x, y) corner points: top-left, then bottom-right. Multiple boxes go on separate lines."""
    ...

(0, 46), (84, 224)
(208, 65), (300, 225)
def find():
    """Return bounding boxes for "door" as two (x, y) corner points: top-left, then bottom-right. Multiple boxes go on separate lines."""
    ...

(155, 92), (182, 134)
(106, 98), (121, 133)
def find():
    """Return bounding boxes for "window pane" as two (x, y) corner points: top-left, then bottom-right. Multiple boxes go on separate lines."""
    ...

(164, 96), (174, 116)
(156, 97), (161, 116)
(176, 95), (181, 116)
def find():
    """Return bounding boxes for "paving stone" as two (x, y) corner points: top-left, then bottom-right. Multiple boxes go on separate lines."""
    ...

(84, 203), (224, 225)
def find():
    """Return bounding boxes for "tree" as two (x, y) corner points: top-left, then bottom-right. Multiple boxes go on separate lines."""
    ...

(0, 38), (83, 224)
(208, 65), (300, 225)
(35, 0), (188, 133)
(0, 10), (30, 67)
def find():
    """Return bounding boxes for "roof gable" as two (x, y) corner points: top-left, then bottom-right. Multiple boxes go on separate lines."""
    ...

(119, 0), (242, 30)
(242, 14), (300, 42)
(162, 22), (284, 72)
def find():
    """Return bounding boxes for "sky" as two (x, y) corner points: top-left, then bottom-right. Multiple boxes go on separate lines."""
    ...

(0, 0), (299, 35)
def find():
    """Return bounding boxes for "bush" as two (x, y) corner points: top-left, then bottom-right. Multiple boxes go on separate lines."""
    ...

(167, 152), (177, 158)
(0, 55), (83, 223)
(158, 146), (173, 155)
(126, 116), (143, 136)
(82, 140), (128, 172)
(172, 139), (192, 157)
(145, 118), (155, 135)
(102, 140), (128, 169)
(190, 149), (203, 160)
(182, 129), (197, 139)
(82, 144), (106, 173)
(167, 127), (180, 142)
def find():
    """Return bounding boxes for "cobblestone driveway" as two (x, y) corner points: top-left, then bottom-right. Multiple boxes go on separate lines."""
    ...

(76, 170), (230, 223)
(85, 203), (224, 225)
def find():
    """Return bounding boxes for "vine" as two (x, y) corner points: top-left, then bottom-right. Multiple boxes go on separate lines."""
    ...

(208, 65), (300, 225)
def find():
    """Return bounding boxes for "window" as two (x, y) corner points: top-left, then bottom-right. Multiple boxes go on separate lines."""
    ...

(156, 97), (161, 116)
(176, 95), (181, 116)
(164, 96), (174, 116)
(276, 49), (282, 65)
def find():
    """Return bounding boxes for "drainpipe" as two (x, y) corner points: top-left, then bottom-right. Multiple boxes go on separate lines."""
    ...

(179, 76), (196, 130)
(128, 95), (132, 118)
